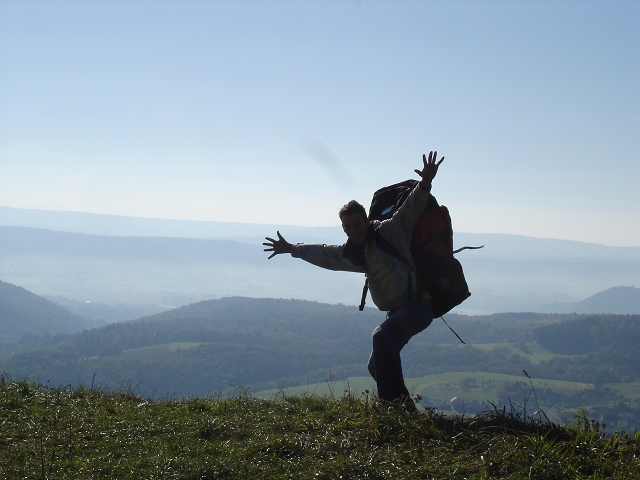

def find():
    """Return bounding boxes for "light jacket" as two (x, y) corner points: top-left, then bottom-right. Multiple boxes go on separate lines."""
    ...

(291, 183), (432, 312)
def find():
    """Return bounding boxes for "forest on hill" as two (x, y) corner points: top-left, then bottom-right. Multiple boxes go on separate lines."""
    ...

(2, 296), (640, 430)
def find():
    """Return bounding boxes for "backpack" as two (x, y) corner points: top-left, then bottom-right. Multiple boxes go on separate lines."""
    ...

(359, 179), (480, 319)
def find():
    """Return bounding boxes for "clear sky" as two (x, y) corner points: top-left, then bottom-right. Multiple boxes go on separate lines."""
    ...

(1, 0), (639, 246)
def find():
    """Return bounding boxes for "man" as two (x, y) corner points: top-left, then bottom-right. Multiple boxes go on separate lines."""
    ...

(263, 151), (444, 410)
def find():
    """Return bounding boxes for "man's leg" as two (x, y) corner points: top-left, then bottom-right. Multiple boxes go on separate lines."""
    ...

(368, 301), (433, 404)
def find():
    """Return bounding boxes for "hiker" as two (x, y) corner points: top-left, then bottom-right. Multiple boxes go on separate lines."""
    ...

(263, 151), (444, 410)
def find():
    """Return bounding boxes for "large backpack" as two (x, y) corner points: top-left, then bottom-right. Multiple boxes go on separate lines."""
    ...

(359, 179), (479, 318)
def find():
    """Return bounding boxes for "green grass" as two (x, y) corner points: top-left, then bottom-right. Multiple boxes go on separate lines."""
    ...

(0, 377), (637, 480)
(470, 341), (573, 364)
(1, 377), (639, 479)
(118, 342), (204, 360)
(607, 383), (640, 408)
(407, 372), (591, 404)
(166, 342), (205, 352)
(257, 372), (592, 405)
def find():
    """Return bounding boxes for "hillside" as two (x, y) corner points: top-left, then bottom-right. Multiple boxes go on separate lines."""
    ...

(43, 295), (173, 322)
(576, 286), (640, 314)
(1, 379), (638, 479)
(0, 297), (386, 394)
(4, 296), (640, 430)
(0, 280), (89, 343)
(539, 285), (640, 314)
(533, 313), (640, 355)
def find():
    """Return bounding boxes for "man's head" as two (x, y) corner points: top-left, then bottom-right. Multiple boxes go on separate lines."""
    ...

(339, 200), (370, 245)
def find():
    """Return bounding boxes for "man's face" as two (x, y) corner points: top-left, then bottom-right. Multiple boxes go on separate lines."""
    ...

(341, 212), (370, 245)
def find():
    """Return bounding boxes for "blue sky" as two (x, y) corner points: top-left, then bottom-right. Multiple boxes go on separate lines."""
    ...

(1, 0), (639, 246)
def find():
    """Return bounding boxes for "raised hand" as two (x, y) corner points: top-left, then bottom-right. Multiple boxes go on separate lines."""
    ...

(263, 231), (293, 259)
(414, 151), (444, 188)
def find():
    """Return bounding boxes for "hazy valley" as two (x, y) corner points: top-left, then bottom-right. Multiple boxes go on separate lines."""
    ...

(2, 205), (640, 315)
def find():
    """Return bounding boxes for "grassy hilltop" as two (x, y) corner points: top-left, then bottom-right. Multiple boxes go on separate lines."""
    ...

(1, 377), (639, 479)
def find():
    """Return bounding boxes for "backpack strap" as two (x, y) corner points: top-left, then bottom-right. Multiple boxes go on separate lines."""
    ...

(358, 227), (406, 311)
(359, 225), (398, 311)
(358, 278), (369, 311)
(342, 239), (367, 268)
(372, 227), (411, 268)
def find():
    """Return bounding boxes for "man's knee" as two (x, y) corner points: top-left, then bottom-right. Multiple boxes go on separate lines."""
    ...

(371, 325), (381, 339)
(372, 324), (396, 351)
(371, 325), (385, 347)
(367, 352), (376, 380)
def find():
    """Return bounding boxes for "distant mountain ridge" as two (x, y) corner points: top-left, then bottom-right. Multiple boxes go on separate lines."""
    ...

(576, 286), (640, 314)
(3, 204), (640, 251)
(0, 205), (342, 245)
(0, 226), (263, 264)
(539, 286), (640, 314)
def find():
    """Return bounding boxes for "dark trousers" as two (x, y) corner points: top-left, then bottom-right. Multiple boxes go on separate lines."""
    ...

(367, 300), (433, 403)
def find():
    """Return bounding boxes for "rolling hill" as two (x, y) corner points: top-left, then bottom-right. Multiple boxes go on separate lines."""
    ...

(3, 295), (640, 430)
(538, 285), (640, 314)
(576, 285), (640, 314)
(0, 280), (89, 343)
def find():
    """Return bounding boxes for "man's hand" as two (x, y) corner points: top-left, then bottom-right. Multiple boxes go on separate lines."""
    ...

(414, 151), (444, 188)
(263, 231), (293, 259)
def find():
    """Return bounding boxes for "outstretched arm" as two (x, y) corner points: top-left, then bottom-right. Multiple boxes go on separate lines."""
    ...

(414, 150), (444, 189)
(263, 231), (293, 259)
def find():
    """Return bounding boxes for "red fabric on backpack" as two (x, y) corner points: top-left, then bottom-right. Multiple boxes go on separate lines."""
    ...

(413, 207), (454, 257)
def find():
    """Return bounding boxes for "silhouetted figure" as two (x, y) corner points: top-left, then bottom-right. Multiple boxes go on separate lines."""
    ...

(264, 151), (444, 410)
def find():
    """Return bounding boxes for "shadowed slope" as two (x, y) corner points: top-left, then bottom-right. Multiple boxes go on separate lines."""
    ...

(0, 280), (88, 343)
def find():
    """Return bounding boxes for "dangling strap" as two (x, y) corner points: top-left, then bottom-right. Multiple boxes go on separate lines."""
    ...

(452, 245), (484, 254)
(359, 278), (369, 311)
(441, 315), (466, 344)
